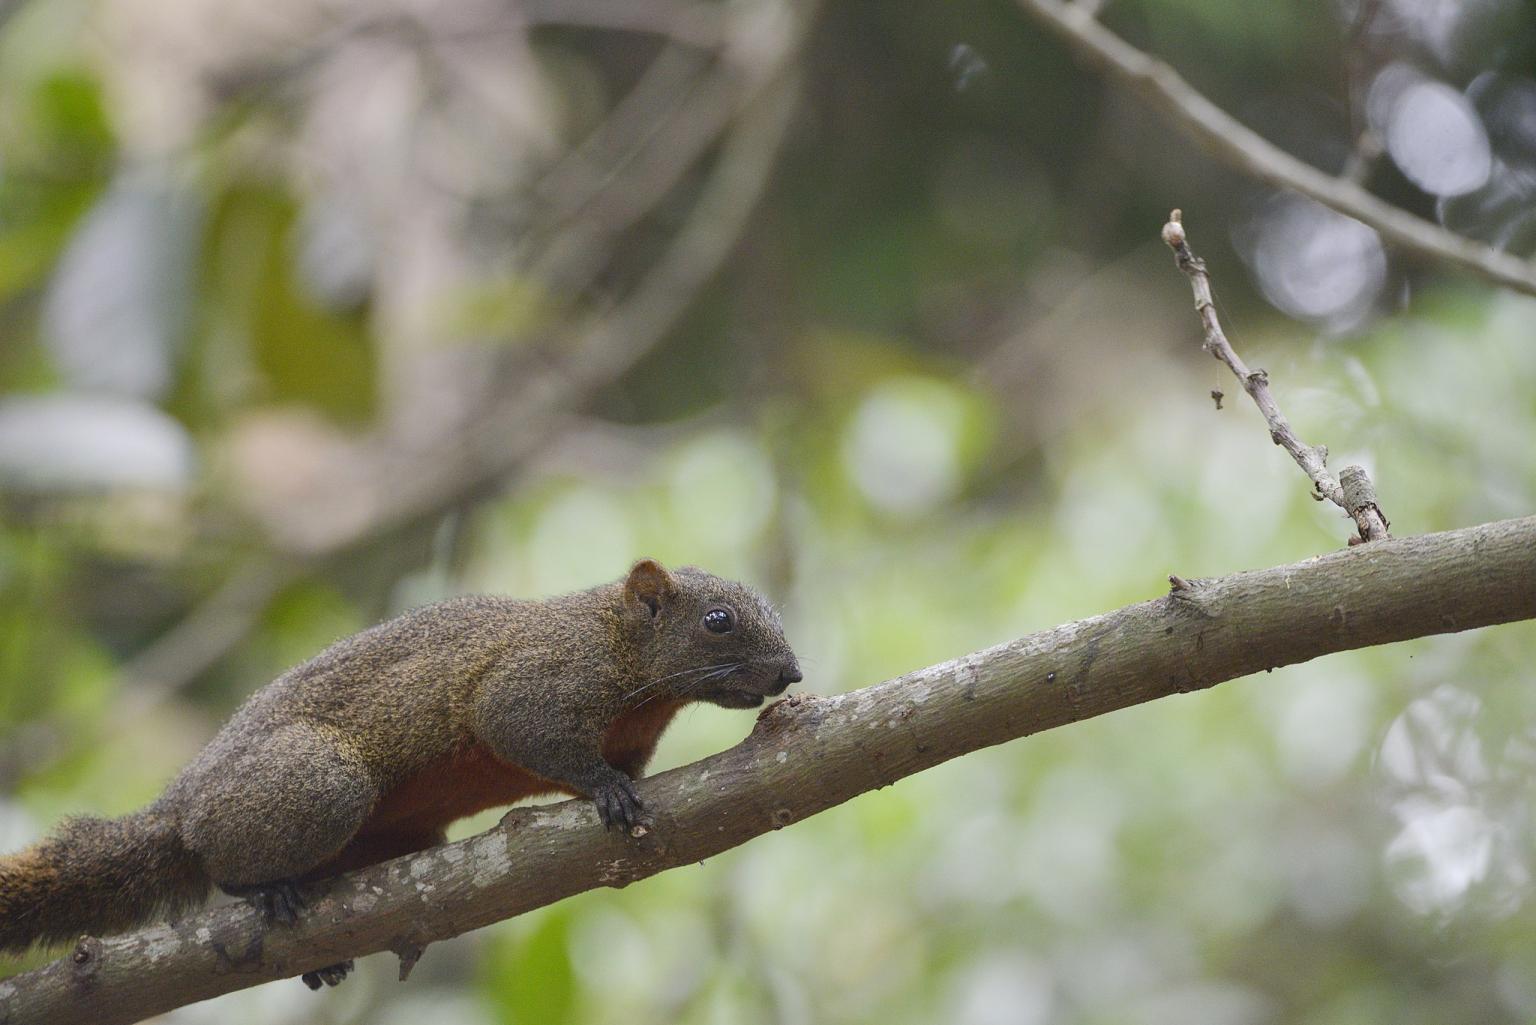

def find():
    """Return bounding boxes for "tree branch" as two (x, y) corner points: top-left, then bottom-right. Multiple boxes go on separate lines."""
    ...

(6, 514), (1535, 1025)
(1013, 0), (1536, 298)
(1161, 210), (1391, 544)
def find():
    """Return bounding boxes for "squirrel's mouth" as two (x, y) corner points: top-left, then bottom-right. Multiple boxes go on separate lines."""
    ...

(697, 660), (798, 709)
(706, 689), (767, 709)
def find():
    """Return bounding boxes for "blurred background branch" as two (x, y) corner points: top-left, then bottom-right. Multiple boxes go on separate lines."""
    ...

(1015, 0), (1536, 297)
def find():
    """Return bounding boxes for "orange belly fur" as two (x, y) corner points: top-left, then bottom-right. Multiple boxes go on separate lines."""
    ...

(339, 698), (688, 862)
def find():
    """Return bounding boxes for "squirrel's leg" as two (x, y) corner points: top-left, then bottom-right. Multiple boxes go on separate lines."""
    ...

(500, 734), (645, 833)
(473, 684), (644, 832)
(282, 830), (439, 991)
(181, 722), (378, 897)
(305, 827), (449, 879)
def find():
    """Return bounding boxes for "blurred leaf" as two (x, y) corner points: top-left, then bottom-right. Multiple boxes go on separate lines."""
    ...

(664, 431), (778, 559)
(41, 168), (201, 399)
(841, 374), (995, 518)
(293, 195), (375, 311)
(0, 186), (95, 304)
(0, 531), (112, 727)
(484, 910), (578, 1025)
(210, 186), (377, 423)
(444, 273), (558, 343)
(28, 69), (113, 160)
(0, 392), (194, 491)
(258, 580), (364, 674)
(0, 68), (112, 305)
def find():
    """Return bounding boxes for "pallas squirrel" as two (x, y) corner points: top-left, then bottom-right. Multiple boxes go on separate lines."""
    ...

(0, 559), (800, 987)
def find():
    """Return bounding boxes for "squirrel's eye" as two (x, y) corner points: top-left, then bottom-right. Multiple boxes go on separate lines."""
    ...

(703, 608), (734, 634)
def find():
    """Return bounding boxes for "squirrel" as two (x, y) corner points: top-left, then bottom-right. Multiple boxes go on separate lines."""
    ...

(0, 558), (800, 988)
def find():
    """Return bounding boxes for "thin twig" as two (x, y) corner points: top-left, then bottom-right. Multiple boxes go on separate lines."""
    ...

(1013, 0), (1536, 298)
(1161, 210), (1391, 544)
(1339, 0), (1384, 184)
(527, 46), (712, 230)
(525, 2), (800, 298)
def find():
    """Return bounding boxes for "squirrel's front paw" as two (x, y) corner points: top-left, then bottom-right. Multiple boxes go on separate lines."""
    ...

(592, 776), (646, 834)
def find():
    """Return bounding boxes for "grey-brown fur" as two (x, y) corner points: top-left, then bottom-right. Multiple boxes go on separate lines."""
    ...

(0, 560), (799, 956)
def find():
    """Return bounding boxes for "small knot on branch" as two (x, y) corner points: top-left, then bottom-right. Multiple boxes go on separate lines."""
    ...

(1167, 573), (1213, 614)
(1168, 574), (1205, 603)
(391, 937), (428, 982)
(71, 936), (103, 981)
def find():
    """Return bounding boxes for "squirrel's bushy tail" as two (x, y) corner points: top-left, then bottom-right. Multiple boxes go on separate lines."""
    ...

(0, 804), (208, 954)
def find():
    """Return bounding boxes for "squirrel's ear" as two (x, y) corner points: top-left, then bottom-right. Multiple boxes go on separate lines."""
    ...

(624, 559), (675, 618)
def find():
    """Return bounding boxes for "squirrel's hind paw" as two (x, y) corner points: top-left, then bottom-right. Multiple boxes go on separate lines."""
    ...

(221, 879), (308, 926)
(301, 960), (354, 990)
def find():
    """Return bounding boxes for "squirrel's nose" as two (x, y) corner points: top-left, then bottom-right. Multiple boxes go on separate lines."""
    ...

(766, 660), (801, 695)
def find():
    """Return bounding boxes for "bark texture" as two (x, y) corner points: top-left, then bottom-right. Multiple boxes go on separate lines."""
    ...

(3, 515), (1535, 1025)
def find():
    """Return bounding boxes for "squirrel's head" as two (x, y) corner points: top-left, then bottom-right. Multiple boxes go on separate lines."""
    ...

(621, 558), (801, 709)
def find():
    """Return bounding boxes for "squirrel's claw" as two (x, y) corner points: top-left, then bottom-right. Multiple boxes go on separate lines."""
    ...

(593, 776), (645, 834)
(301, 960), (354, 990)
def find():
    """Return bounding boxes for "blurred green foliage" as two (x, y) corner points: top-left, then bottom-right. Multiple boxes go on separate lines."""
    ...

(1, 0), (1535, 1023)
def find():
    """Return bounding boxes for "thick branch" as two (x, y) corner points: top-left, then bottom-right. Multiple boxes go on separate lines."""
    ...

(1162, 211), (1391, 544)
(1014, 0), (1536, 298)
(6, 515), (1535, 1025)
